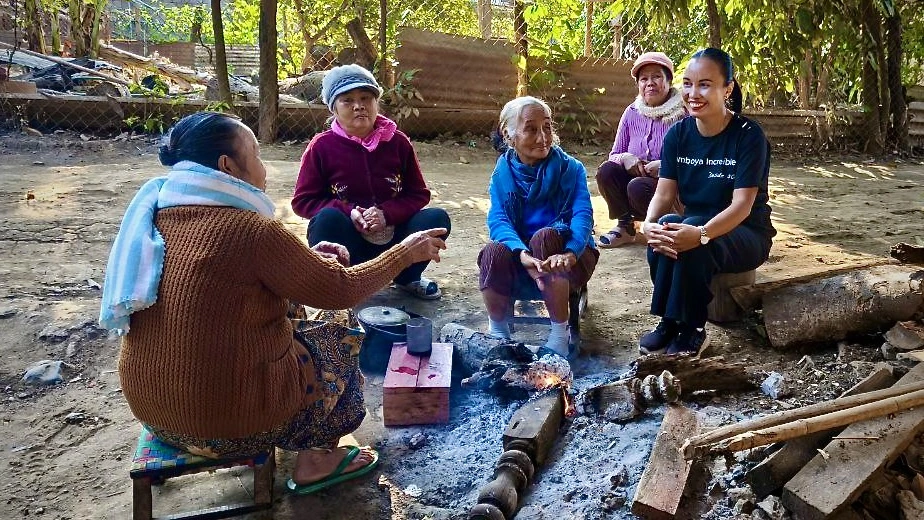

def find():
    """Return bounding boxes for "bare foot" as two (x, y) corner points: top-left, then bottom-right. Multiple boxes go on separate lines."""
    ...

(292, 446), (377, 486)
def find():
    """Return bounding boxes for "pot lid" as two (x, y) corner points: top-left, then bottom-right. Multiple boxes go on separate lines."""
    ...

(357, 306), (410, 327)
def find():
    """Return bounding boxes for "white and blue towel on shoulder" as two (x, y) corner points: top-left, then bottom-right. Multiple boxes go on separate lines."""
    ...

(99, 160), (275, 335)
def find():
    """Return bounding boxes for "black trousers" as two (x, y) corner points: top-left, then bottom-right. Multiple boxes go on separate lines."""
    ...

(307, 207), (451, 285)
(647, 214), (771, 328)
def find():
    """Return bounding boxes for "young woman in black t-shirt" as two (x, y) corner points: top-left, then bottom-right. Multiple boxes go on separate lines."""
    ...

(638, 48), (776, 356)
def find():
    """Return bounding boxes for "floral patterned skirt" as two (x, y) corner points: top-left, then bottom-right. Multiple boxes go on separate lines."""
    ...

(147, 318), (366, 458)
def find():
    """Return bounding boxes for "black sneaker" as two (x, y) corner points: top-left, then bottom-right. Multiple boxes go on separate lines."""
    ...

(639, 319), (679, 355)
(666, 326), (709, 356)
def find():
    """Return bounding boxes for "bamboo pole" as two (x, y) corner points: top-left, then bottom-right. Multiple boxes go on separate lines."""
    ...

(681, 379), (924, 459)
(706, 387), (924, 456)
(0, 41), (132, 87)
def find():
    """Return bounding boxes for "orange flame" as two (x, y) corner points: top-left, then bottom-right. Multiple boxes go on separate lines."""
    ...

(563, 388), (576, 417)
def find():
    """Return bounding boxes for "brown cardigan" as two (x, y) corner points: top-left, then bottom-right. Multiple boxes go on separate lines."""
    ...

(118, 206), (410, 439)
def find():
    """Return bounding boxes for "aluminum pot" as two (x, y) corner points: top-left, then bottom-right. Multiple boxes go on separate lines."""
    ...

(356, 306), (420, 373)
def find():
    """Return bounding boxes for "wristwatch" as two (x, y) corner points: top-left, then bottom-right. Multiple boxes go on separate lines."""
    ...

(699, 226), (710, 245)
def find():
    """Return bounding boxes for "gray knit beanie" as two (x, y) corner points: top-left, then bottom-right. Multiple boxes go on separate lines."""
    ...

(321, 64), (383, 112)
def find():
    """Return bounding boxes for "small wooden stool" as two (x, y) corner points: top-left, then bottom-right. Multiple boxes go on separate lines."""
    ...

(129, 425), (275, 520)
(708, 270), (756, 323)
(383, 342), (452, 426)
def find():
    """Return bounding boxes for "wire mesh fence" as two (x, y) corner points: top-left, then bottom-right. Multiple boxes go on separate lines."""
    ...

(0, 0), (897, 152)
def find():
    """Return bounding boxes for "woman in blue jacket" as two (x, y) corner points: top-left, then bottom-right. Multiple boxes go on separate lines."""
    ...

(478, 96), (598, 359)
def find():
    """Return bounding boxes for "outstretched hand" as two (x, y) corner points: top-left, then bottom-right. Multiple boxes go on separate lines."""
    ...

(400, 228), (448, 264)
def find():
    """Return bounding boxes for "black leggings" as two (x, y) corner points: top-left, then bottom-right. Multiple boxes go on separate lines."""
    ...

(307, 207), (451, 285)
(647, 214), (771, 328)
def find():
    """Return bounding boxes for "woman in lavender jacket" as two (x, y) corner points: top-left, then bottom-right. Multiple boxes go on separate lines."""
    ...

(595, 52), (686, 248)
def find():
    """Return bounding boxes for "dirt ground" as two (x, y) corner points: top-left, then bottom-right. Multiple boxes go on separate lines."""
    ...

(0, 129), (922, 520)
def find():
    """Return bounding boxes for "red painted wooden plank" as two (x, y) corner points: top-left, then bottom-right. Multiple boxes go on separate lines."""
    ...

(384, 343), (421, 393)
(417, 343), (452, 390)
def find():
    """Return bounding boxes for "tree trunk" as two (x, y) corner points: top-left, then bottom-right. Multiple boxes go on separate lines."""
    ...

(477, 0), (492, 39)
(872, 13), (889, 142)
(583, 1), (593, 58)
(762, 265), (924, 350)
(291, 0), (315, 72)
(611, 13), (623, 59)
(24, 0), (48, 54)
(293, 0), (350, 73)
(379, 0), (389, 85)
(50, 9), (61, 55)
(514, 0), (528, 96)
(705, 0), (722, 48)
(189, 7), (203, 44)
(210, 0), (233, 105)
(631, 354), (758, 395)
(798, 48), (813, 109)
(886, 12), (909, 153)
(89, 0), (107, 58)
(816, 48), (833, 108)
(68, 0), (87, 57)
(345, 17), (378, 70)
(859, 0), (883, 154)
(258, 0), (279, 144)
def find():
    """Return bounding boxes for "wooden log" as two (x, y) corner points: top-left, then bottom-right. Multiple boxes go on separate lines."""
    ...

(98, 42), (204, 89)
(746, 366), (896, 498)
(631, 405), (700, 519)
(892, 242), (924, 264)
(503, 391), (564, 466)
(631, 354), (758, 395)
(438, 322), (510, 375)
(885, 321), (924, 351)
(762, 265), (924, 350)
(682, 376), (924, 459)
(729, 258), (899, 312)
(252, 450), (275, 505)
(782, 363), (924, 520)
(898, 490), (924, 520)
(707, 270), (756, 323)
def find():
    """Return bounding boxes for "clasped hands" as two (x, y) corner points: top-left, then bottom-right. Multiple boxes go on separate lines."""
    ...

(642, 222), (701, 260)
(520, 250), (576, 291)
(618, 154), (661, 178)
(350, 205), (387, 234)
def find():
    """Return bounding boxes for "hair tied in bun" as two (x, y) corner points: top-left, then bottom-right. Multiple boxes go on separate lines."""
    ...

(158, 144), (177, 166)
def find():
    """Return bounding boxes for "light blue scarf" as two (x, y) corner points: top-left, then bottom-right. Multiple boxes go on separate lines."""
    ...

(98, 160), (275, 335)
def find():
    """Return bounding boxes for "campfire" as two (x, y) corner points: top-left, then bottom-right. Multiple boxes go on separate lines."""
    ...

(461, 341), (576, 416)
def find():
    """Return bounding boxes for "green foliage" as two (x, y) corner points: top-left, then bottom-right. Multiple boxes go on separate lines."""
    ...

(527, 41), (610, 142)
(382, 68), (424, 122)
(123, 113), (167, 134)
(128, 75), (170, 96)
(205, 101), (234, 113)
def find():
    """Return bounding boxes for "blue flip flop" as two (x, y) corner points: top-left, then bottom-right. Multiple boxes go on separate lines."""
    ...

(285, 445), (380, 495)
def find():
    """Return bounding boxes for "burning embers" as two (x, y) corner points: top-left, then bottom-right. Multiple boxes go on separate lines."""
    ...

(462, 342), (573, 395)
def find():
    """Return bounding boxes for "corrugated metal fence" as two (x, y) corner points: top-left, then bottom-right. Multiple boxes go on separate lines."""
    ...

(910, 101), (924, 148)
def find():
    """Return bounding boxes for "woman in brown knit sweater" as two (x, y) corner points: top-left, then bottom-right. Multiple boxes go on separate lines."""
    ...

(100, 112), (446, 495)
